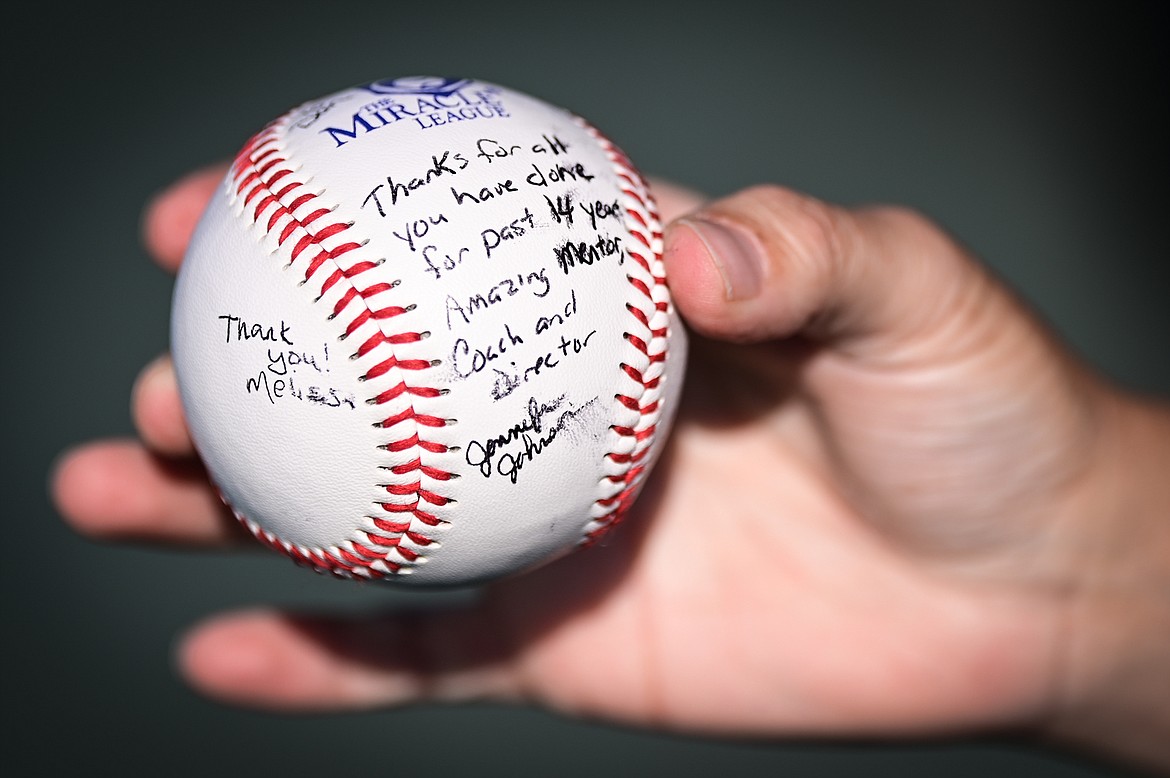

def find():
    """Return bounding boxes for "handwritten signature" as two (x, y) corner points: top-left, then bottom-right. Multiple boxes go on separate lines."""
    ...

(464, 394), (599, 485)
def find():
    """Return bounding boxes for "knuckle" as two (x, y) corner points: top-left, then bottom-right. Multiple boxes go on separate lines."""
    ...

(714, 185), (845, 265)
(739, 182), (800, 208)
(869, 205), (958, 263)
(741, 184), (842, 263)
(862, 204), (963, 277)
(790, 195), (845, 269)
(746, 185), (846, 295)
(870, 204), (937, 241)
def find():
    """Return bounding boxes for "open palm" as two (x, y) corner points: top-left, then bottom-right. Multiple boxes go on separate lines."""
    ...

(55, 170), (1110, 741)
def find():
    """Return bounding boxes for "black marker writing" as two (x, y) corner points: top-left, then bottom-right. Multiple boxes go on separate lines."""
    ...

(219, 315), (293, 346)
(362, 150), (470, 215)
(392, 212), (449, 252)
(554, 235), (623, 274)
(464, 394), (599, 485)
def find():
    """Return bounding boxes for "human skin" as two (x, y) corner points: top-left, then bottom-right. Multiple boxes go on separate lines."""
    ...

(54, 167), (1170, 772)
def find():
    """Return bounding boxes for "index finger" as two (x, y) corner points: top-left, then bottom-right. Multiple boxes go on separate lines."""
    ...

(143, 164), (229, 272)
(646, 177), (706, 224)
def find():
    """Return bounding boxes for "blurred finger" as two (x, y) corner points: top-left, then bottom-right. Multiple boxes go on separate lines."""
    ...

(646, 177), (707, 223)
(179, 606), (523, 712)
(142, 164), (228, 272)
(53, 439), (244, 546)
(132, 355), (194, 457)
(175, 518), (659, 718)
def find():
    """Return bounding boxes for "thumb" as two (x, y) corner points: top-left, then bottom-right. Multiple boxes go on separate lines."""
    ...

(662, 185), (999, 356)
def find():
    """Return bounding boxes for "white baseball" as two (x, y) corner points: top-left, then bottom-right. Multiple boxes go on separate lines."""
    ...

(172, 76), (686, 586)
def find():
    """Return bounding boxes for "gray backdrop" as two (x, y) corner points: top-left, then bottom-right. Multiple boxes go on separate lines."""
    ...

(5, 1), (1166, 776)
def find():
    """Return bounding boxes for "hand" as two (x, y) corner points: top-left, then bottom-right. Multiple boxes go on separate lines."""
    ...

(54, 169), (1170, 770)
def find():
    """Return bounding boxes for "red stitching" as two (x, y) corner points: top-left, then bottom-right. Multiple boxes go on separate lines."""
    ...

(573, 118), (675, 546)
(223, 120), (455, 579)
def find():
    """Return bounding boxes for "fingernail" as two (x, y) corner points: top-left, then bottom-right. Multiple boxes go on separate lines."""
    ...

(680, 217), (763, 301)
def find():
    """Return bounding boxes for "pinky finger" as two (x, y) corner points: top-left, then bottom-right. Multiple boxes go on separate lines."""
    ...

(178, 607), (521, 712)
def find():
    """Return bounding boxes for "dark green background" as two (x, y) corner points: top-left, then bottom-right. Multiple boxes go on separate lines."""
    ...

(5, 1), (1166, 776)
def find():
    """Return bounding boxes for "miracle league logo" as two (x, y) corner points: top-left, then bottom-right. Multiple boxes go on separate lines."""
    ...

(321, 77), (510, 148)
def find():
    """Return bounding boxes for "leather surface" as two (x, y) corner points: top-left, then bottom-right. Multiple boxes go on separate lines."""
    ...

(172, 77), (685, 585)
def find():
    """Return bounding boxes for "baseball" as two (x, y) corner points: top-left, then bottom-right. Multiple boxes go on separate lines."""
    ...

(171, 76), (686, 586)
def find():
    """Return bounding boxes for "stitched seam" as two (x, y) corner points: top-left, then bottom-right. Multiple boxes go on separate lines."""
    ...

(224, 118), (454, 579)
(575, 118), (673, 544)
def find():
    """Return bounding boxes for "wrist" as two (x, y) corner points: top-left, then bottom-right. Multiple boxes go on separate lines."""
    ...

(1046, 389), (1170, 772)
